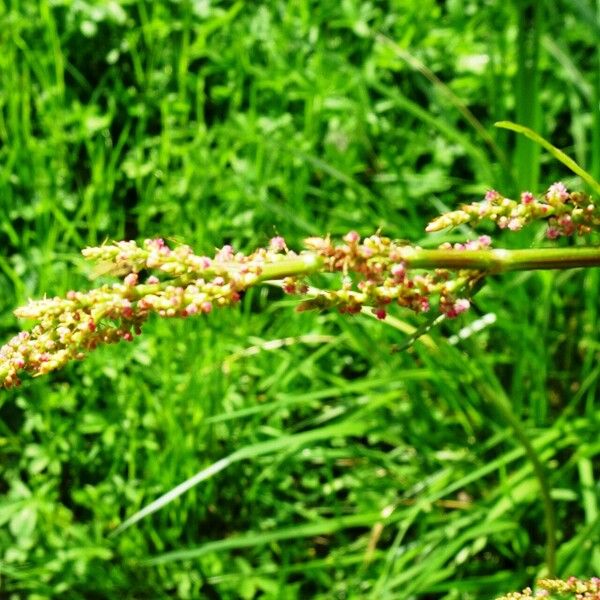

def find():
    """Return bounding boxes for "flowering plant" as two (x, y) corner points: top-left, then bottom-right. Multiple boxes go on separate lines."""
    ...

(1, 182), (599, 388)
(496, 577), (600, 599)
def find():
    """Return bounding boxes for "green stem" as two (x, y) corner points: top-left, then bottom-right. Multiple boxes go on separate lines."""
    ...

(119, 248), (600, 299)
(255, 253), (325, 282)
(401, 246), (600, 272)
(128, 254), (325, 294)
(478, 383), (556, 577)
(244, 247), (600, 283)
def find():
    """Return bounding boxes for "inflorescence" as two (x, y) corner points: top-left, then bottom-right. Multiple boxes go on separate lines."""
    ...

(0, 182), (597, 388)
(496, 577), (600, 599)
(0, 238), (283, 387)
(427, 182), (599, 239)
(0, 234), (480, 387)
(295, 230), (486, 318)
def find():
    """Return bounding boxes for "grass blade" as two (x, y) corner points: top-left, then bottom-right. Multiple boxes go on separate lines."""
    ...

(143, 511), (388, 566)
(495, 120), (600, 194)
(376, 34), (511, 178)
(110, 421), (367, 536)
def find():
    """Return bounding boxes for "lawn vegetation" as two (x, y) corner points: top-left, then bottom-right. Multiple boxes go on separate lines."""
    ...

(0, 1), (599, 598)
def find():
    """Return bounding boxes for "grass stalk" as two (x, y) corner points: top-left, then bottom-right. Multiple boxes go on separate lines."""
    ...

(376, 34), (511, 178)
(477, 382), (556, 577)
(496, 121), (600, 195)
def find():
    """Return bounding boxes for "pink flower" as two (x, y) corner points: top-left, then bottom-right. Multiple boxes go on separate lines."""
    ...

(546, 182), (569, 205)
(454, 298), (470, 315)
(269, 236), (287, 252)
(124, 273), (138, 287)
(122, 303), (134, 318)
(391, 263), (405, 280)
(189, 256), (212, 270)
(343, 231), (360, 244)
(520, 191), (534, 205)
(485, 190), (500, 202)
(185, 304), (198, 316)
(373, 308), (387, 320)
(216, 245), (234, 262)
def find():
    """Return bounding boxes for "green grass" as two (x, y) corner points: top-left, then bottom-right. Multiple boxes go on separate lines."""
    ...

(1, 1), (599, 598)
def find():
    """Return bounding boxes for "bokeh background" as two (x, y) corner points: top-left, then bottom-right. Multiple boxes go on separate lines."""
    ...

(1, 1), (599, 598)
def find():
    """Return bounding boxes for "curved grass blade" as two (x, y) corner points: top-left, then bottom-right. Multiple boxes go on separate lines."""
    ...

(110, 420), (367, 537)
(143, 511), (389, 566)
(495, 121), (600, 194)
(377, 34), (511, 178)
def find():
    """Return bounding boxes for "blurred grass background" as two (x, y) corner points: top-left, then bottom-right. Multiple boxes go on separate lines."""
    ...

(0, 1), (599, 598)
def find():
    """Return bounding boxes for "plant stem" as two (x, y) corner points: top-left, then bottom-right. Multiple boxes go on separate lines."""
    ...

(478, 382), (557, 577)
(256, 253), (325, 282)
(401, 246), (600, 272)
(237, 247), (600, 287)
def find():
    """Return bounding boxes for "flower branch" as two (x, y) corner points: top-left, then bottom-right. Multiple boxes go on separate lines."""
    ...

(1, 182), (599, 388)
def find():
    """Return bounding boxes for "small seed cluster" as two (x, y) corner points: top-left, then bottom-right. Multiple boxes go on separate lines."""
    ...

(292, 231), (482, 319)
(0, 232), (481, 387)
(495, 577), (600, 599)
(0, 238), (287, 388)
(426, 183), (599, 238)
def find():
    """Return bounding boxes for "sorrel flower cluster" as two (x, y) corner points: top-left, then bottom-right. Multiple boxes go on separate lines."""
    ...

(1, 181), (599, 388)
(0, 238), (288, 387)
(496, 577), (600, 599)
(427, 183), (599, 238)
(292, 231), (484, 318)
(0, 234), (481, 387)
